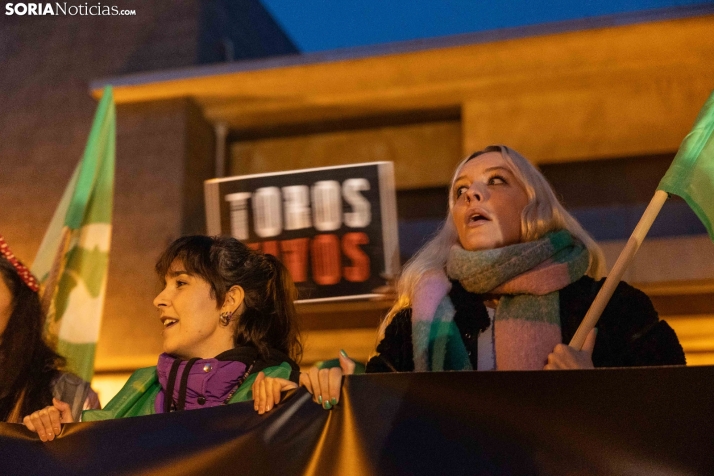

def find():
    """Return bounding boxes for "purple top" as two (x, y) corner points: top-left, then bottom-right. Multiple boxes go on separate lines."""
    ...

(155, 353), (247, 413)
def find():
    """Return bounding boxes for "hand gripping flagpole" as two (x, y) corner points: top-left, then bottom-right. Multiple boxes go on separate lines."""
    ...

(569, 190), (669, 350)
(40, 226), (72, 330)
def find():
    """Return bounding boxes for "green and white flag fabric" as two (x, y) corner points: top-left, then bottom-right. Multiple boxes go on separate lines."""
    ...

(31, 86), (115, 381)
(658, 90), (714, 240)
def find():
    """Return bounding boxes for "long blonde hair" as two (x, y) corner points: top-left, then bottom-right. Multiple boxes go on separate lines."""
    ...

(378, 145), (605, 340)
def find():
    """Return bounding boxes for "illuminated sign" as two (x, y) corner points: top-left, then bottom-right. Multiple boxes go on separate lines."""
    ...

(205, 163), (399, 302)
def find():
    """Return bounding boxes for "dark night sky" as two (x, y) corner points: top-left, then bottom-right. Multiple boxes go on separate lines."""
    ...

(260, 0), (711, 52)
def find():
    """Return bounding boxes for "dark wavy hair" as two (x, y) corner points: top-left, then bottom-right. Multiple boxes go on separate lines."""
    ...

(0, 259), (65, 422)
(155, 235), (302, 362)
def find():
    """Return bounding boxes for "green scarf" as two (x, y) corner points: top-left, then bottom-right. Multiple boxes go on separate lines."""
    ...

(412, 230), (589, 371)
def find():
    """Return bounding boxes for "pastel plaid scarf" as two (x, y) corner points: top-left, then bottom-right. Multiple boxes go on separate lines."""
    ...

(411, 230), (589, 371)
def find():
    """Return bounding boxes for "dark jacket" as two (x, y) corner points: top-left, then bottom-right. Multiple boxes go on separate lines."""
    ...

(366, 276), (686, 372)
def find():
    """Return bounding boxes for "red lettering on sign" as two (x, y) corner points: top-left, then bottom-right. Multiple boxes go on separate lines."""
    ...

(247, 234), (372, 287)
(280, 238), (309, 283)
(311, 234), (341, 285)
(342, 232), (370, 282)
(261, 240), (279, 258)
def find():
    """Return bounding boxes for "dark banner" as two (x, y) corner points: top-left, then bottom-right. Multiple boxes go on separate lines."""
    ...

(204, 163), (399, 302)
(2, 366), (713, 475)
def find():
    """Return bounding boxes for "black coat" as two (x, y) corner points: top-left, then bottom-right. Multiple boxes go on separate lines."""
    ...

(366, 276), (686, 372)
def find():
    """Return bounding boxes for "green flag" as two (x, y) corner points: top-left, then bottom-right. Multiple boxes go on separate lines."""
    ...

(32, 86), (115, 381)
(658, 90), (714, 240)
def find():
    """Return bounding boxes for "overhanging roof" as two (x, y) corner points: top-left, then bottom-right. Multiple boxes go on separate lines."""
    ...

(91, 12), (714, 162)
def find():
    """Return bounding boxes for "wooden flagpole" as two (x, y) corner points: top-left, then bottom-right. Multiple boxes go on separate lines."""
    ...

(40, 226), (72, 329)
(569, 190), (669, 350)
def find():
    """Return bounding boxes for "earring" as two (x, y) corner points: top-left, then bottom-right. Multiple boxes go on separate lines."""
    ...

(219, 311), (233, 327)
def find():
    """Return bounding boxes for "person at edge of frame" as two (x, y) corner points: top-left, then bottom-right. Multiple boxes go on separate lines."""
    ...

(0, 235), (100, 440)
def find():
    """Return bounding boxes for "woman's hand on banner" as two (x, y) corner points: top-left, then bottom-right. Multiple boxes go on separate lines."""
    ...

(252, 371), (298, 414)
(544, 328), (597, 370)
(300, 350), (356, 410)
(23, 398), (73, 442)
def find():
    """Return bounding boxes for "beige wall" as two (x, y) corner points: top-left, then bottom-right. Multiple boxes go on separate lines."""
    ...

(461, 77), (713, 164)
(230, 121), (462, 189)
(95, 99), (215, 372)
(104, 16), (714, 170)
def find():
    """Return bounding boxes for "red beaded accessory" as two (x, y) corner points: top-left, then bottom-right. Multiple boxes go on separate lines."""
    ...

(0, 234), (40, 292)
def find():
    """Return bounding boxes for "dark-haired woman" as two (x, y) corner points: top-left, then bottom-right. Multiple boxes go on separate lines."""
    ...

(57, 235), (302, 422)
(0, 235), (99, 441)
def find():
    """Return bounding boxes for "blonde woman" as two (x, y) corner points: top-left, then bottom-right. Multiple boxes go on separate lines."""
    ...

(255, 145), (686, 411)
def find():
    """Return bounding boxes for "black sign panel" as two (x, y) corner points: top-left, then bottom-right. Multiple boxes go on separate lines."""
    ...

(205, 163), (399, 302)
(3, 366), (712, 475)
